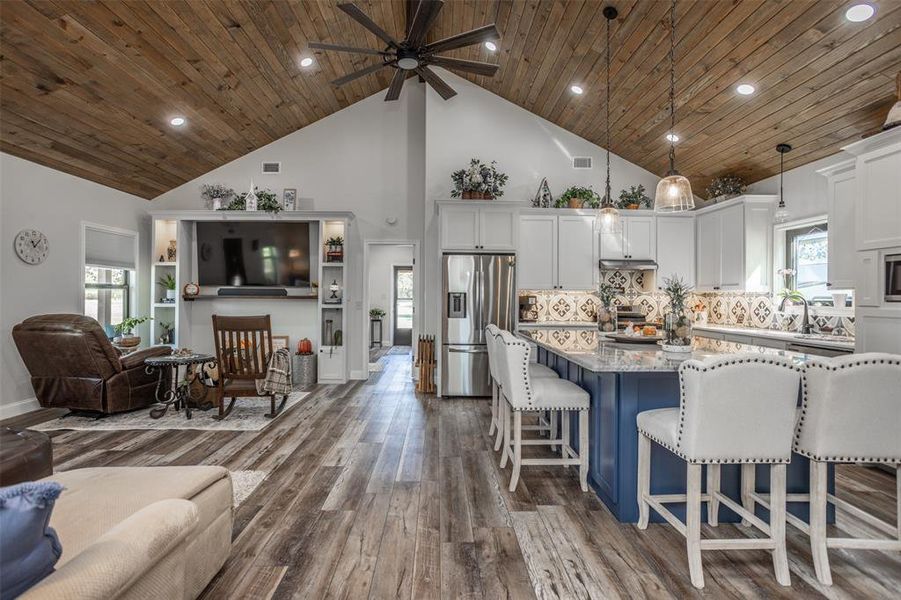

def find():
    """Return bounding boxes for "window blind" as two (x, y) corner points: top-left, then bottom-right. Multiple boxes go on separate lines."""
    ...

(84, 227), (137, 270)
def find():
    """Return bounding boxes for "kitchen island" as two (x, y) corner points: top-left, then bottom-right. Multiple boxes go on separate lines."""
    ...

(520, 328), (834, 524)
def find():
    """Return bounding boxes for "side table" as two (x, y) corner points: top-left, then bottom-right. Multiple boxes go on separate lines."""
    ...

(145, 353), (217, 419)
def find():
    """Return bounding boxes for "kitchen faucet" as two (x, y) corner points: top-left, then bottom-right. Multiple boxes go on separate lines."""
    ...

(779, 295), (814, 334)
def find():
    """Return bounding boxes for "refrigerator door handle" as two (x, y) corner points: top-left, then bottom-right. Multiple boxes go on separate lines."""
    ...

(448, 347), (489, 354)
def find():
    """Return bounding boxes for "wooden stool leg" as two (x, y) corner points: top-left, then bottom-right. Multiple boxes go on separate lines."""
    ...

(509, 410), (522, 492)
(494, 394), (505, 452)
(810, 460), (832, 586)
(770, 464), (791, 586)
(637, 433), (651, 529)
(488, 381), (497, 436)
(686, 463), (705, 589)
(707, 464), (721, 526)
(741, 463), (756, 527)
(561, 409), (570, 458)
(500, 400), (510, 468)
(578, 410), (588, 492)
(550, 410), (558, 452)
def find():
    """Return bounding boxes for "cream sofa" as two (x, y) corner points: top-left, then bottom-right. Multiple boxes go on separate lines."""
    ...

(22, 466), (233, 600)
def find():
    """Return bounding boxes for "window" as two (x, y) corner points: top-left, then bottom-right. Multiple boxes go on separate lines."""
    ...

(84, 267), (130, 329)
(783, 221), (828, 301)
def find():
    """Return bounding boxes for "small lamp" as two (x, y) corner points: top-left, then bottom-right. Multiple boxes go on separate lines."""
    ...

(329, 279), (340, 301)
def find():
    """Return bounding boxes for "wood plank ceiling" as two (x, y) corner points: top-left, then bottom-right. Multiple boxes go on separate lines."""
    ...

(1, 1), (900, 200)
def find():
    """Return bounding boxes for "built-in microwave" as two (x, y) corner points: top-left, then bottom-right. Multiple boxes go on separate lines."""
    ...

(886, 254), (901, 302)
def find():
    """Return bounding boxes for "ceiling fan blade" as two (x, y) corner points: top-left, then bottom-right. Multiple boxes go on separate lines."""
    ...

(309, 42), (389, 56)
(407, 0), (444, 47)
(331, 62), (389, 86)
(416, 66), (457, 100)
(338, 3), (399, 48)
(405, 0), (420, 36)
(427, 56), (498, 77)
(385, 68), (406, 101)
(424, 24), (499, 54)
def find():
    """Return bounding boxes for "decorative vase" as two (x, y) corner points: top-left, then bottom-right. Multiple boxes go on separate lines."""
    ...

(664, 310), (693, 346)
(597, 305), (617, 333)
(626, 203), (640, 210)
(166, 289), (176, 301)
(212, 197), (222, 210)
(167, 240), (177, 261)
(567, 198), (584, 209)
(462, 190), (474, 200)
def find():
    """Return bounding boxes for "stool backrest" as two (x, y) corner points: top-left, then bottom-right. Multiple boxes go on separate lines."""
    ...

(677, 354), (801, 462)
(497, 331), (533, 409)
(485, 324), (500, 384)
(796, 353), (901, 463)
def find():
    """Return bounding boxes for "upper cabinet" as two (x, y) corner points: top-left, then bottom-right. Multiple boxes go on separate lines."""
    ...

(439, 202), (517, 252)
(600, 215), (656, 260)
(655, 215), (695, 289)
(694, 196), (775, 292)
(843, 128), (901, 251)
(518, 212), (597, 290)
(817, 159), (857, 290)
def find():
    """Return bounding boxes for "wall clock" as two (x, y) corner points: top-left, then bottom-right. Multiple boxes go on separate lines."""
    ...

(14, 229), (49, 265)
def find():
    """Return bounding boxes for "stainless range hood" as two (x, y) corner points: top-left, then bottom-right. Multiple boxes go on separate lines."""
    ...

(599, 259), (658, 270)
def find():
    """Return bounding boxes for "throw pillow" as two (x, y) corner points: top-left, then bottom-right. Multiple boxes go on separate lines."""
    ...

(0, 481), (64, 599)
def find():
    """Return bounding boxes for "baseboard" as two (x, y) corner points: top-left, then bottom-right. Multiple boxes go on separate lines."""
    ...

(0, 397), (40, 421)
(350, 369), (367, 380)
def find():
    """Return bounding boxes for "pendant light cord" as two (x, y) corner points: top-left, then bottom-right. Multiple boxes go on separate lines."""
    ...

(605, 10), (612, 204)
(668, 0), (676, 174)
(779, 149), (785, 208)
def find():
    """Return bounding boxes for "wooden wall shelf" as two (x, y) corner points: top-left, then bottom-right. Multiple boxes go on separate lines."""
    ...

(183, 294), (318, 301)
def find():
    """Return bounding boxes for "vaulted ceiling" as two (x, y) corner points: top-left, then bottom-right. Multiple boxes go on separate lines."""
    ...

(1, 0), (899, 199)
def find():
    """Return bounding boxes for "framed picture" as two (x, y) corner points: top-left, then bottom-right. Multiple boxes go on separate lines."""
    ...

(271, 335), (289, 351)
(283, 188), (297, 211)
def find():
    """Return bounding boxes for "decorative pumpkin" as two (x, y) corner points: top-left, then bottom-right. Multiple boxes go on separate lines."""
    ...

(297, 338), (313, 355)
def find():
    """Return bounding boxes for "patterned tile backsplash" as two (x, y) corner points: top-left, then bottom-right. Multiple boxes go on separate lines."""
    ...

(520, 270), (855, 335)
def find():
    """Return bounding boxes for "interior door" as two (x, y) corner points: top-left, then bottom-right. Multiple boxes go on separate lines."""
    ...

(393, 266), (413, 346)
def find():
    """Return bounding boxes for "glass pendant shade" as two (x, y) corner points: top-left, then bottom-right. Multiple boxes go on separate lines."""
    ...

(599, 204), (621, 233)
(773, 201), (790, 223)
(654, 172), (695, 212)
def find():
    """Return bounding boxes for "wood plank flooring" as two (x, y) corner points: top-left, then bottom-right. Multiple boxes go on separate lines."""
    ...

(6, 350), (899, 599)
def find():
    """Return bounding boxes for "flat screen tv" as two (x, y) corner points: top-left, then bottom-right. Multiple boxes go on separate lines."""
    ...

(196, 221), (311, 287)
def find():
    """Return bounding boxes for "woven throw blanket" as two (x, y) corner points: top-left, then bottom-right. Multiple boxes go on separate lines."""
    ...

(256, 348), (292, 395)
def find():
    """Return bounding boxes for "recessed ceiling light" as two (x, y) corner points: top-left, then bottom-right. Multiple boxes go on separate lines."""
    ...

(666, 133), (680, 143)
(736, 83), (756, 95)
(570, 85), (584, 95)
(300, 57), (314, 67)
(845, 4), (875, 22)
(169, 116), (186, 127)
(484, 41), (497, 52)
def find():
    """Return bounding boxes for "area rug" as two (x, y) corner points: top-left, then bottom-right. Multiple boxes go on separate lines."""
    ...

(32, 391), (309, 432)
(231, 470), (267, 506)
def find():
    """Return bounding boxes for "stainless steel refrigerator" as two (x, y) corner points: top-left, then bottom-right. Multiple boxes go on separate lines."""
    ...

(442, 253), (516, 397)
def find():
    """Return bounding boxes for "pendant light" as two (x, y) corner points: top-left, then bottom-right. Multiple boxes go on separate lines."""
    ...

(654, 0), (694, 212)
(774, 143), (792, 223)
(598, 6), (621, 234)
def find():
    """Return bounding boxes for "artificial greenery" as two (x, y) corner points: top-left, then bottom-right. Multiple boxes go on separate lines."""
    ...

(369, 308), (386, 320)
(157, 273), (176, 290)
(706, 174), (747, 200)
(114, 316), (151, 336)
(326, 236), (344, 247)
(217, 187), (281, 213)
(617, 184), (651, 209)
(451, 158), (509, 198)
(662, 275), (692, 313)
(199, 183), (235, 209)
(597, 282), (617, 309)
(555, 186), (601, 209)
(159, 321), (174, 332)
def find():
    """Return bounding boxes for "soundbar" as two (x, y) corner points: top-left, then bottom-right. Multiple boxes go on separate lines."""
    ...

(217, 288), (288, 297)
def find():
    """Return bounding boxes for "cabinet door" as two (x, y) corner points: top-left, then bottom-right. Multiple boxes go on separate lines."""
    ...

(600, 225), (625, 260)
(557, 216), (598, 290)
(655, 216), (695, 289)
(479, 207), (517, 251)
(518, 215), (557, 290)
(441, 206), (480, 250)
(318, 346), (345, 381)
(828, 172), (856, 289)
(855, 250), (880, 306)
(855, 146), (901, 250)
(719, 204), (744, 289)
(695, 211), (721, 290)
(623, 216), (655, 260)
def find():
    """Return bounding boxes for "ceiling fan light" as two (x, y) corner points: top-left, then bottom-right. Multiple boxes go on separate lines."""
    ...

(654, 174), (694, 213)
(397, 57), (419, 70)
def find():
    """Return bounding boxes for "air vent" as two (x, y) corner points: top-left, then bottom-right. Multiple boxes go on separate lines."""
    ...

(573, 156), (592, 169)
(261, 161), (281, 174)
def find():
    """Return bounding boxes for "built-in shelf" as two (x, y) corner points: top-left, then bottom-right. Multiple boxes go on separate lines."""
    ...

(153, 302), (177, 308)
(154, 262), (176, 267)
(322, 262), (345, 267)
(183, 294), (319, 301)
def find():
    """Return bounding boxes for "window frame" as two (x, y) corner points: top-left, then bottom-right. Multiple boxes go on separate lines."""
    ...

(80, 222), (140, 329)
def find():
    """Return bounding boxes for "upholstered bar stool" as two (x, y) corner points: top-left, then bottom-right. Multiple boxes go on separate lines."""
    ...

(780, 353), (900, 586)
(496, 330), (588, 492)
(486, 325), (558, 452)
(636, 354), (802, 589)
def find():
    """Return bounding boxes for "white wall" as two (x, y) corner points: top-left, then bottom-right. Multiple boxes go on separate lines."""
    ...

(1, 153), (151, 418)
(367, 244), (413, 346)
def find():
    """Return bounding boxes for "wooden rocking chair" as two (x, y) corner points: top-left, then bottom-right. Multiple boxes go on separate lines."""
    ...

(211, 314), (288, 420)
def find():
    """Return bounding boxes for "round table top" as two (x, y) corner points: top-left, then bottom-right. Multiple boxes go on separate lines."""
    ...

(144, 353), (216, 366)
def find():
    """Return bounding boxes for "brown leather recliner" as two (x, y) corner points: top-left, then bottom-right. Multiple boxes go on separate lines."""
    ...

(12, 314), (171, 414)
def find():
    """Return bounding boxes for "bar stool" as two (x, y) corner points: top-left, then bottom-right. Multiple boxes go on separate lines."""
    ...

(636, 354), (801, 589)
(486, 325), (557, 452)
(782, 353), (900, 586)
(496, 330), (588, 492)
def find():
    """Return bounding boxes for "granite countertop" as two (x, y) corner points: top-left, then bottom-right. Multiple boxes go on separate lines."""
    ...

(518, 321), (597, 329)
(692, 323), (855, 351)
(518, 329), (814, 373)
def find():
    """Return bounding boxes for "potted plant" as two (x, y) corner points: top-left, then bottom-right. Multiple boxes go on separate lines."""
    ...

(596, 282), (618, 333)
(451, 159), (508, 199)
(555, 186), (600, 209)
(200, 183), (235, 210)
(113, 316), (151, 348)
(326, 236), (344, 262)
(662, 275), (693, 347)
(705, 174), (747, 203)
(369, 308), (386, 321)
(158, 273), (177, 301)
(618, 185), (651, 209)
(217, 187), (282, 213)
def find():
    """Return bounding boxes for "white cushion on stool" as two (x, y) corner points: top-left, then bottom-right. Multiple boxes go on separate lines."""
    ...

(522, 377), (590, 411)
(529, 363), (558, 379)
(637, 408), (680, 453)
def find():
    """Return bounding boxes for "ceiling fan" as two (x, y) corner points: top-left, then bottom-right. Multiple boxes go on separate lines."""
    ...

(309, 0), (500, 101)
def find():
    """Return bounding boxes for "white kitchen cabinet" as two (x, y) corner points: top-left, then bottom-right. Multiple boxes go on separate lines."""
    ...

(517, 212), (597, 290)
(557, 215), (598, 290)
(696, 211), (720, 289)
(318, 346), (345, 382)
(439, 202), (517, 251)
(655, 215), (695, 288)
(600, 215), (656, 260)
(818, 160), (857, 290)
(843, 128), (901, 251)
(719, 204), (744, 289)
(855, 251), (880, 307)
(518, 215), (557, 289)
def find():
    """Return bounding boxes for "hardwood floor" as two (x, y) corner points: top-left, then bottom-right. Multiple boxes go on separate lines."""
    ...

(7, 350), (899, 599)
